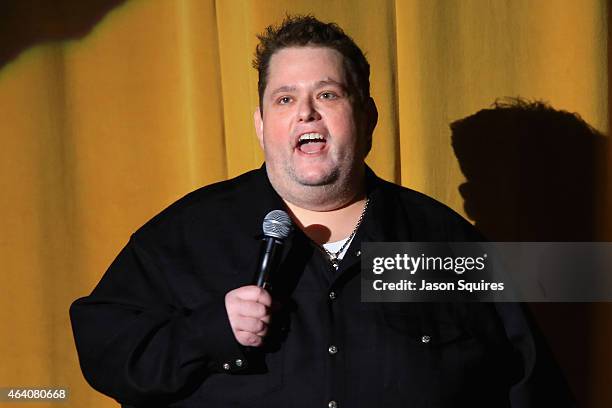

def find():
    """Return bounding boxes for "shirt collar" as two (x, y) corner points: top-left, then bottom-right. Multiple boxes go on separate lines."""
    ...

(234, 164), (287, 240)
(360, 166), (411, 242)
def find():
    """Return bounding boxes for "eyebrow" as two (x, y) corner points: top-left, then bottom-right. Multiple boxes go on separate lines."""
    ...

(314, 79), (347, 91)
(268, 79), (348, 97)
(269, 85), (297, 96)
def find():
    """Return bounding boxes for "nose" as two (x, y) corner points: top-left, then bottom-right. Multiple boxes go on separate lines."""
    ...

(297, 98), (321, 122)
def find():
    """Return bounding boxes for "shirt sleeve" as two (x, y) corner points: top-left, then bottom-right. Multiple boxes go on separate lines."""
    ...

(494, 302), (576, 408)
(69, 234), (247, 406)
(449, 213), (575, 407)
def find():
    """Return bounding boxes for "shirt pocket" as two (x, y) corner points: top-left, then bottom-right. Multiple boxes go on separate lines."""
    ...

(381, 305), (486, 407)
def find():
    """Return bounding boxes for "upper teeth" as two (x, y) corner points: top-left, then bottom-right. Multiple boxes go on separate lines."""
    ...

(299, 133), (325, 142)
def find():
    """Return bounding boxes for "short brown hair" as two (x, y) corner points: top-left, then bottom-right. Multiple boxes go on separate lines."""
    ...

(253, 15), (370, 109)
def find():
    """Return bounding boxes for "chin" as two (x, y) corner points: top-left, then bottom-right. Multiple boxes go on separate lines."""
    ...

(294, 168), (339, 187)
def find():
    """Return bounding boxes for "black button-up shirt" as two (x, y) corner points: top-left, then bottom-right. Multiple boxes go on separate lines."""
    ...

(70, 166), (573, 407)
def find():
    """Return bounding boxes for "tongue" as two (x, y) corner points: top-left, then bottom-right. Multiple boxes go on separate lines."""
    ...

(299, 141), (326, 154)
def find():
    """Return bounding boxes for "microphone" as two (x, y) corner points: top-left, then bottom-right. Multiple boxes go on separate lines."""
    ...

(254, 210), (293, 289)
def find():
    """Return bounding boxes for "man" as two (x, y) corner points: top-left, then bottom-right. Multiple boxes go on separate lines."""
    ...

(70, 15), (572, 408)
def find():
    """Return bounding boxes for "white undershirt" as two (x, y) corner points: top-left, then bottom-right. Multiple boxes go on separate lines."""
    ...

(321, 235), (353, 261)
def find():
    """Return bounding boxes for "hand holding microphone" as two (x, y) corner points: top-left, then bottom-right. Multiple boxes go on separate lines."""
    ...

(225, 286), (272, 346)
(225, 210), (293, 347)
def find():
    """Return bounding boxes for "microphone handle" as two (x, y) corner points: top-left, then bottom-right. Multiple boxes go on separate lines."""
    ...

(255, 237), (283, 289)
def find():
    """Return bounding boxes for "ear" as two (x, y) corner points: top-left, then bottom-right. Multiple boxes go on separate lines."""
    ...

(365, 97), (378, 134)
(364, 97), (378, 154)
(254, 107), (264, 149)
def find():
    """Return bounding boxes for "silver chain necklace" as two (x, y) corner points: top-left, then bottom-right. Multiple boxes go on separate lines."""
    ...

(319, 198), (369, 270)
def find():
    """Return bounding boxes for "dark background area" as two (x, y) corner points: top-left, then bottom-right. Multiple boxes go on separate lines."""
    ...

(451, 98), (611, 407)
(0, 0), (126, 69)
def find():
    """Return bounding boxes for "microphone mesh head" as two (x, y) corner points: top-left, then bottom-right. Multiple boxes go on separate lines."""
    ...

(263, 210), (293, 240)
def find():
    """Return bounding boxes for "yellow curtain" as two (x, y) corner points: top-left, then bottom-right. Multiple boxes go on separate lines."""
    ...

(0, 0), (609, 407)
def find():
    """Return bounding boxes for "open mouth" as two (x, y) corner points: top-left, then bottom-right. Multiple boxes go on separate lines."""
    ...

(297, 132), (327, 154)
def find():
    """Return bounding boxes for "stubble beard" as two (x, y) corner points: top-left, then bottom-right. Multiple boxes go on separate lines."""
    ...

(268, 156), (363, 211)
(287, 160), (340, 187)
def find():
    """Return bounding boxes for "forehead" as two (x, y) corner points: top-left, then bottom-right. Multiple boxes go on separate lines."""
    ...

(266, 46), (347, 89)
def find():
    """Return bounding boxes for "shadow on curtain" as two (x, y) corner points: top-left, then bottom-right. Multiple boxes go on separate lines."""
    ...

(451, 99), (609, 407)
(0, 0), (126, 68)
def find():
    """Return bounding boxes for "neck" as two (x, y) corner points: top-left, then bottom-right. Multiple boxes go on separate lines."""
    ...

(283, 189), (368, 245)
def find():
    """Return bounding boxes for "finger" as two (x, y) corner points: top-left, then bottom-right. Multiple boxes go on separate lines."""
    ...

(236, 331), (263, 347)
(235, 298), (269, 319)
(232, 316), (267, 334)
(255, 289), (272, 307)
(234, 285), (269, 303)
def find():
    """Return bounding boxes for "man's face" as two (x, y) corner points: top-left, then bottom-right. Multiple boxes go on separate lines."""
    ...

(254, 46), (373, 203)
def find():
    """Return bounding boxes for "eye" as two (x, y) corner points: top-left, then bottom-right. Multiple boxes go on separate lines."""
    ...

(277, 96), (292, 105)
(319, 92), (338, 100)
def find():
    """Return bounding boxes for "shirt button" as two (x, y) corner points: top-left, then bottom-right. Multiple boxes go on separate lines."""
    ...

(329, 291), (337, 300)
(235, 359), (243, 367)
(222, 363), (231, 370)
(356, 250), (361, 256)
(421, 335), (431, 344)
(328, 345), (338, 355)
(328, 400), (338, 408)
